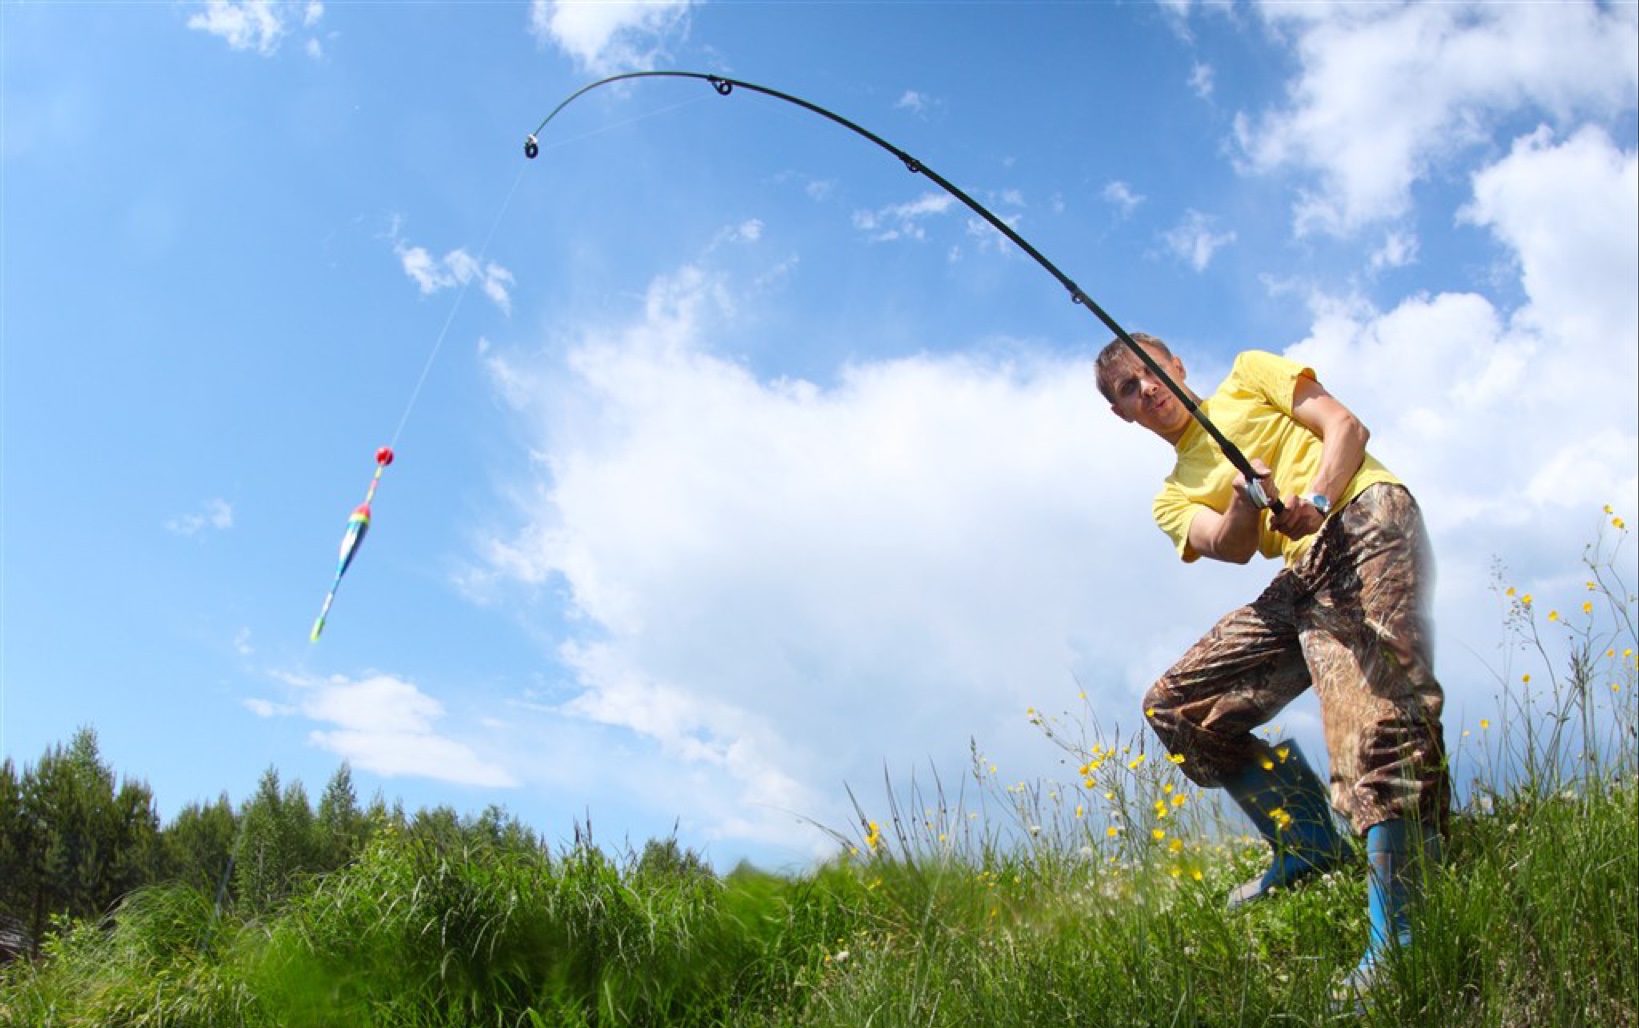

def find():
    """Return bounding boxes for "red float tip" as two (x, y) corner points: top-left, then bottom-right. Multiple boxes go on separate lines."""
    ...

(376, 447), (395, 466)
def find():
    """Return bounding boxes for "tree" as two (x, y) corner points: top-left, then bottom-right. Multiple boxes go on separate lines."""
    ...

(233, 767), (318, 916)
(314, 763), (368, 873)
(0, 758), (33, 921)
(162, 793), (238, 899)
(16, 727), (162, 942)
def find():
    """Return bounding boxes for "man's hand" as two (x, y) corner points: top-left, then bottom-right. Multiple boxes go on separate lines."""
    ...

(1268, 494), (1326, 540)
(1234, 458), (1323, 542)
(1233, 459), (1278, 513)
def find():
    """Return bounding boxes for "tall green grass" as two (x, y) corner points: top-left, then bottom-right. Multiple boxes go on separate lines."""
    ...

(2, 515), (1633, 1027)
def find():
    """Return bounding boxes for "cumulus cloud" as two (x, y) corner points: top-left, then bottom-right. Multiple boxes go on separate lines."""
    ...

(186, 0), (325, 57)
(895, 90), (935, 116)
(529, 0), (695, 75)
(468, 92), (1637, 855)
(851, 192), (956, 242)
(1231, 1), (1638, 234)
(393, 233), (515, 315)
(250, 672), (517, 788)
(1284, 123), (1637, 595)
(166, 498), (233, 536)
(1102, 180), (1145, 217)
(1161, 209), (1236, 270)
(1368, 230), (1418, 272)
(471, 255), (1195, 854)
(1188, 61), (1214, 100)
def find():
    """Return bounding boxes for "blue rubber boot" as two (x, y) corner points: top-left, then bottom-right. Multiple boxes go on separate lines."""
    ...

(1335, 818), (1443, 1006)
(1223, 740), (1347, 909)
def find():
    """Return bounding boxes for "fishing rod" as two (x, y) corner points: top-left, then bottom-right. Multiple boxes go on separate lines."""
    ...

(526, 71), (1282, 513)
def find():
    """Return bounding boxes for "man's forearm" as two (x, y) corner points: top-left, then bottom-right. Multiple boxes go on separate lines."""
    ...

(1308, 417), (1368, 503)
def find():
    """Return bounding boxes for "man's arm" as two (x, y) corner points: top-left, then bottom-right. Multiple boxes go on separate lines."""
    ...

(1184, 463), (1271, 565)
(1184, 375), (1371, 562)
(1268, 376), (1370, 540)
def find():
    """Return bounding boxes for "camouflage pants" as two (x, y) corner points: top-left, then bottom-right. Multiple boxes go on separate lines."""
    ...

(1143, 484), (1449, 834)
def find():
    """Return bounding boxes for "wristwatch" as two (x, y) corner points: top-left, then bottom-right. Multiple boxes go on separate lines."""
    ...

(1304, 493), (1332, 517)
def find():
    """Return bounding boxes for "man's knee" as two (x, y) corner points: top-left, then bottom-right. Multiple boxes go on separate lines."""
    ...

(1143, 679), (1180, 741)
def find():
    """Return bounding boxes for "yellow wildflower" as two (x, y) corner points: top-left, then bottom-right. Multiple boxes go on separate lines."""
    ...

(1107, 826), (1120, 838)
(1583, 601), (1594, 614)
(1275, 744), (1291, 762)
(1521, 593), (1533, 606)
(1152, 828), (1167, 841)
(1128, 755), (1146, 770)
(1270, 807), (1292, 831)
(1168, 837), (1185, 854)
(1481, 719), (1491, 730)
(1548, 610), (1559, 622)
(1172, 793), (1188, 807)
(1167, 753), (1186, 764)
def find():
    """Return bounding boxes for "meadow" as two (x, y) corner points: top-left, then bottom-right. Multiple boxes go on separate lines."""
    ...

(2, 515), (1634, 1027)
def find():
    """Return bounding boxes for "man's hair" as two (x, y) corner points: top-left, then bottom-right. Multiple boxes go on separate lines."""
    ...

(1093, 333), (1172, 403)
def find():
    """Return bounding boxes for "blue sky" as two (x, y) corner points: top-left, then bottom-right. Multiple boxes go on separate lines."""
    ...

(3, 0), (1635, 871)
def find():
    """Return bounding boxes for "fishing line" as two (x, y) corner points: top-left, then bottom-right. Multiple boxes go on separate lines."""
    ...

(389, 160), (530, 451)
(387, 89), (712, 449)
(526, 70), (1282, 512)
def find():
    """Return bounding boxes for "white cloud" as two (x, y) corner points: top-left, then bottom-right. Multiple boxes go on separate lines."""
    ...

(896, 90), (931, 115)
(529, 0), (696, 75)
(851, 191), (956, 242)
(470, 102), (1638, 857)
(186, 0), (325, 57)
(1102, 180), (1145, 217)
(252, 672), (517, 788)
(474, 260), (1190, 854)
(394, 235), (515, 315)
(1188, 61), (1214, 100)
(166, 498), (233, 536)
(1368, 229), (1418, 271)
(1161, 209), (1236, 270)
(1460, 125), (1639, 347)
(1231, 1), (1638, 234)
(1283, 124), (1637, 568)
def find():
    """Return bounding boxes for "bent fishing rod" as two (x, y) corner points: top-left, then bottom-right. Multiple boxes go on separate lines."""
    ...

(526, 71), (1283, 513)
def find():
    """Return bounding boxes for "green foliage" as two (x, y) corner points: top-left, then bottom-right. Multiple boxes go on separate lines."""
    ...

(0, 516), (1634, 1026)
(163, 793), (239, 900)
(1, 727), (163, 954)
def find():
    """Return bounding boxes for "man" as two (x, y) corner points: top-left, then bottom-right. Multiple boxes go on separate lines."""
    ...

(1094, 333), (1449, 996)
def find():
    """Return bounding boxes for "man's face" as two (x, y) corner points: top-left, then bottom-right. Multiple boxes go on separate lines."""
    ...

(1105, 346), (1193, 443)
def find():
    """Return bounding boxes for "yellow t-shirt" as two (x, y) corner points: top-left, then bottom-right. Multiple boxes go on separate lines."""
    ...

(1153, 350), (1399, 567)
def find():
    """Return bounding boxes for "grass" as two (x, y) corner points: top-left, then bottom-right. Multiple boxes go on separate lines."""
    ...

(2, 516), (1634, 1027)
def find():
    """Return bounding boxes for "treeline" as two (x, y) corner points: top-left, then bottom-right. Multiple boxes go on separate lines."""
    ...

(0, 726), (547, 956)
